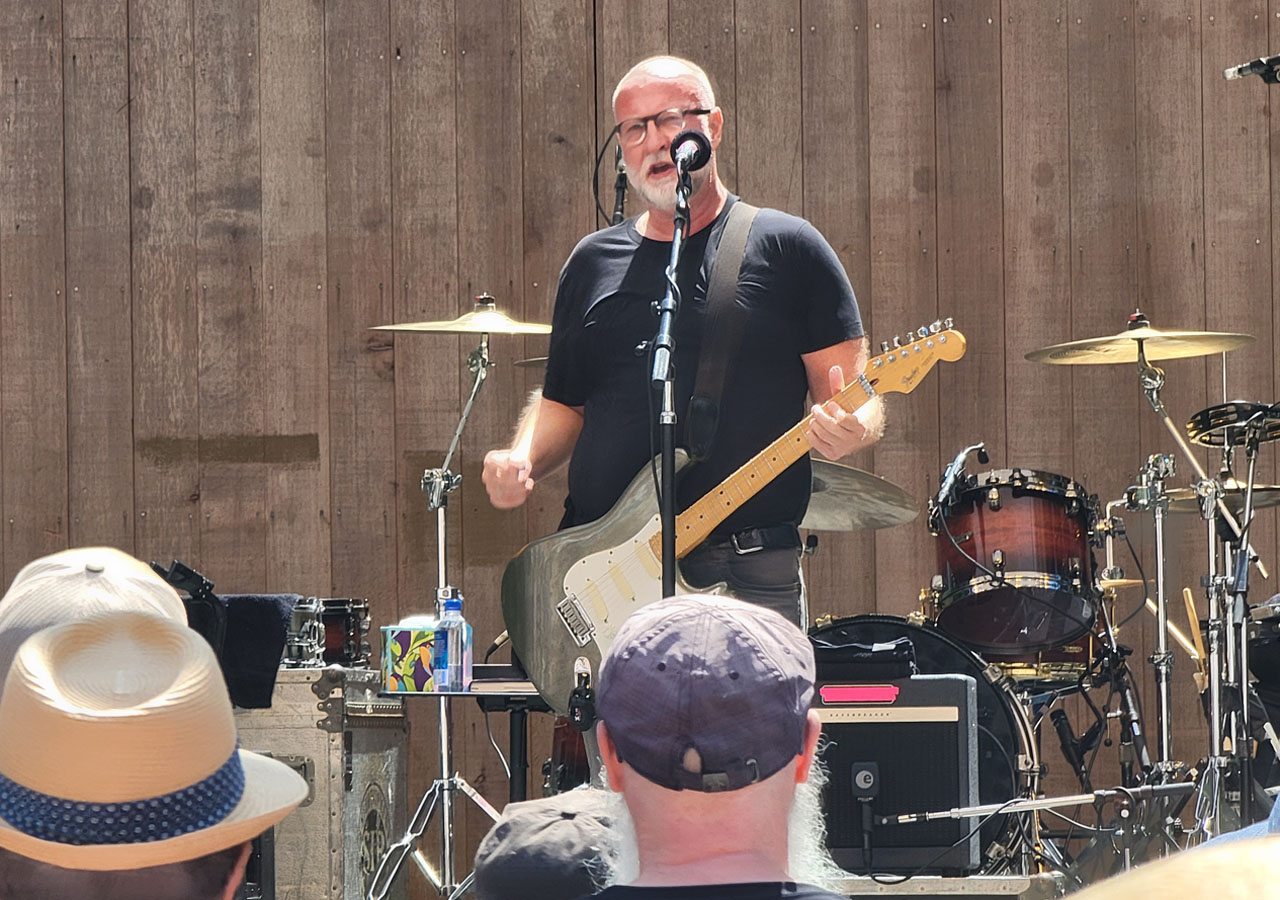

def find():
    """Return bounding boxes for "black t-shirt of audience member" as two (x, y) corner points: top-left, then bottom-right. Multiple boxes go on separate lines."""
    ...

(575, 881), (850, 900)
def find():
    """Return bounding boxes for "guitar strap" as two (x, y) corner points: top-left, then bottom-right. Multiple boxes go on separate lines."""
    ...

(686, 199), (760, 462)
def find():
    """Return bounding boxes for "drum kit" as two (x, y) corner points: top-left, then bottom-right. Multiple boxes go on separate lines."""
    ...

(372, 296), (1280, 888)
(809, 310), (1280, 883)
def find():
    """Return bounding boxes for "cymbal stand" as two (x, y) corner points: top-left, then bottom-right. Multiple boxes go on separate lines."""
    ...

(1125, 450), (1176, 764)
(369, 333), (500, 900)
(1097, 500), (1154, 786)
(1133, 339), (1272, 765)
(1225, 415), (1267, 823)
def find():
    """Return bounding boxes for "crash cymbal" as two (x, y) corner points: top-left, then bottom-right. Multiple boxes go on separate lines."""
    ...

(514, 357), (548, 368)
(1026, 325), (1254, 365)
(1166, 479), (1280, 515)
(372, 293), (551, 336)
(802, 461), (919, 531)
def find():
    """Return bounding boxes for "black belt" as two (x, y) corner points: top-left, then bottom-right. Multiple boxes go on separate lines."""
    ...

(700, 524), (802, 555)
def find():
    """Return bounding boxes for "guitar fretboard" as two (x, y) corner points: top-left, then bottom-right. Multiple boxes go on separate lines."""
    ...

(647, 376), (875, 562)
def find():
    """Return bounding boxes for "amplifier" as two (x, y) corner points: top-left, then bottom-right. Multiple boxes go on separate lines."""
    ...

(816, 674), (979, 875)
(233, 667), (408, 900)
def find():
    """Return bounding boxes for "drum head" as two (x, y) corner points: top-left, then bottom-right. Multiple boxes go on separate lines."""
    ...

(936, 578), (1095, 652)
(810, 615), (1029, 856)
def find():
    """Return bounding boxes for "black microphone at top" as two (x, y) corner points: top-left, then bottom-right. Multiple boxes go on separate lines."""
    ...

(670, 129), (712, 172)
(1224, 53), (1280, 81)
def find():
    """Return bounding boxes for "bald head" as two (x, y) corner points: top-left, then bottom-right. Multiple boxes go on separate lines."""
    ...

(612, 56), (716, 114)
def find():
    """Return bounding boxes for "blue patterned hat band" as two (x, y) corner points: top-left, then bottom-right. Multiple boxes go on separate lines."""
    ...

(0, 750), (245, 846)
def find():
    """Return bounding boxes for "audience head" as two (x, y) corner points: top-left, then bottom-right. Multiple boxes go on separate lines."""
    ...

(0, 610), (307, 899)
(0, 546), (186, 702)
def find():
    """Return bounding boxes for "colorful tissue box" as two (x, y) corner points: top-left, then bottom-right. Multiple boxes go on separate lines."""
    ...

(381, 625), (435, 692)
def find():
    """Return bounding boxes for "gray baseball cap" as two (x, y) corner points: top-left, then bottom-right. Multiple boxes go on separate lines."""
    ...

(596, 594), (815, 792)
(473, 789), (619, 900)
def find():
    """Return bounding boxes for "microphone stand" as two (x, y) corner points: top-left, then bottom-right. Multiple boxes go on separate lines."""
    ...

(651, 165), (694, 597)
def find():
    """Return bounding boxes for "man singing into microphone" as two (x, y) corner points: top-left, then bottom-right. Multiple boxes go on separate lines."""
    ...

(482, 55), (882, 626)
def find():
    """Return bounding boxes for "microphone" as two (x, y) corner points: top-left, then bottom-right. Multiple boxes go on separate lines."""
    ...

(1224, 53), (1280, 81)
(670, 129), (712, 172)
(1051, 708), (1091, 791)
(932, 442), (988, 511)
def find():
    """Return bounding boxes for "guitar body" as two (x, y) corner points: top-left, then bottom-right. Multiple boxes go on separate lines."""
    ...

(502, 449), (728, 716)
(502, 323), (965, 713)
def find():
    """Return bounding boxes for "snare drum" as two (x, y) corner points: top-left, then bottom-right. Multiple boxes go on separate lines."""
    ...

(934, 468), (1098, 653)
(321, 598), (371, 666)
(282, 597), (371, 668)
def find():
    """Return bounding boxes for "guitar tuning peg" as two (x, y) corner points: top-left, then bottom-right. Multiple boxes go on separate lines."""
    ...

(880, 340), (890, 354)
(892, 335), (902, 349)
(943, 316), (953, 329)
(929, 320), (942, 334)
(916, 327), (929, 340)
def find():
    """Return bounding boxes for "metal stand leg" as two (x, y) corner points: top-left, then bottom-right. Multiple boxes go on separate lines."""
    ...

(367, 695), (502, 900)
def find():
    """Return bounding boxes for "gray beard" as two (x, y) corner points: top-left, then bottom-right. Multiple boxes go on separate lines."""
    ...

(596, 754), (847, 893)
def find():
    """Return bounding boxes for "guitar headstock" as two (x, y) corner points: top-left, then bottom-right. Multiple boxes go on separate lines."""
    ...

(866, 318), (966, 395)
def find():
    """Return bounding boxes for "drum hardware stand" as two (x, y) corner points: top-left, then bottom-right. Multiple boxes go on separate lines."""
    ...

(369, 326), (501, 900)
(882, 783), (1197, 874)
(1124, 451), (1176, 765)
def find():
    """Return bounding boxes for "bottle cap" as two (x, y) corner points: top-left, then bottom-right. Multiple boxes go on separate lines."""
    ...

(444, 596), (462, 611)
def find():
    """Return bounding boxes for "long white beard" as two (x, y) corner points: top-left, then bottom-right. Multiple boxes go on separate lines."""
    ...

(596, 756), (846, 893)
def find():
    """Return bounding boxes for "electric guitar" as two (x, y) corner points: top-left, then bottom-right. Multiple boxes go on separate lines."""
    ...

(501, 321), (967, 714)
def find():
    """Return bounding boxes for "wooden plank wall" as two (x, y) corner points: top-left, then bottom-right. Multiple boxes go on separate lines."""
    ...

(3, 0), (1280, 886)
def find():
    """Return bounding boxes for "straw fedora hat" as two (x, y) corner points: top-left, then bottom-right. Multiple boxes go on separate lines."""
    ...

(0, 610), (307, 870)
(0, 547), (186, 701)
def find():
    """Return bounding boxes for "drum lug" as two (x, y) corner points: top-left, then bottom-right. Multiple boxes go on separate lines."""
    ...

(986, 487), (1002, 511)
(991, 549), (1005, 577)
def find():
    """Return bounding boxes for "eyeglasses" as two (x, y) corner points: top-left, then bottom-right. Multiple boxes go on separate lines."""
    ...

(615, 108), (712, 146)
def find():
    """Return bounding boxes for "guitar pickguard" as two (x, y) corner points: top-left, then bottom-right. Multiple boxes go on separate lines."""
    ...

(561, 513), (664, 652)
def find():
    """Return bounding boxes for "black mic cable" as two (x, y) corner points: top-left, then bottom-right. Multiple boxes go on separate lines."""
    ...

(611, 144), (627, 225)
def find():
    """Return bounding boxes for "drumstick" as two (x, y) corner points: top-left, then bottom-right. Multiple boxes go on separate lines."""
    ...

(1143, 599), (1199, 661)
(1182, 587), (1207, 664)
(1143, 596), (1207, 694)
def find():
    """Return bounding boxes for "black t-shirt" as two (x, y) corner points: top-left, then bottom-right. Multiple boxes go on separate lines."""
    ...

(576, 882), (849, 900)
(543, 198), (863, 535)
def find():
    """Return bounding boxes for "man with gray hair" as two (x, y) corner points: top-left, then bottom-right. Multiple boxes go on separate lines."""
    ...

(473, 594), (845, 900)
(483, 55), (883, 627)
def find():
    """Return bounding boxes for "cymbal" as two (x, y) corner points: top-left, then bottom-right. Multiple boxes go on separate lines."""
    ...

(1026, 325), (1254, 365)
(372, 294), (551, 336)
(1166, 479), (1280, 515)
(514, 357), (548, 368)
(802, 461), (918, 532)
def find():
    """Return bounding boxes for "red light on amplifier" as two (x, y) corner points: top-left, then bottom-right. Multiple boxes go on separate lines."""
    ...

(819, 684), (900, 704)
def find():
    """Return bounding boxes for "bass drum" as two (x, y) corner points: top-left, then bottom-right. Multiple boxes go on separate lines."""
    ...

(809, 615), (1038, 862)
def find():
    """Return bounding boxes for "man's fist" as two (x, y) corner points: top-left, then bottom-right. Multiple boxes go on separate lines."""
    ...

(482, 449), (535, 509)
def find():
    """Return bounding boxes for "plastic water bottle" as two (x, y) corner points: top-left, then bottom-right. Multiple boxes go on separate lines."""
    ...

(432, 594), (472, 691)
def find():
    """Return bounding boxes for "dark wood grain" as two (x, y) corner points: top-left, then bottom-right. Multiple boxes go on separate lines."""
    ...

(0, 0), (68, 581)
(867, 0), (941, 616)
(63, 0), (133, 550)
(800, 0), (877, 620)
(129, 0), (200, 569)
(194, 0), (265, 591)
(260, 0), (330, 596)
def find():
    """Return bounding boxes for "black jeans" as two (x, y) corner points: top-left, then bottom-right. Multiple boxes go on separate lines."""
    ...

(678, 536), (806, 628)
